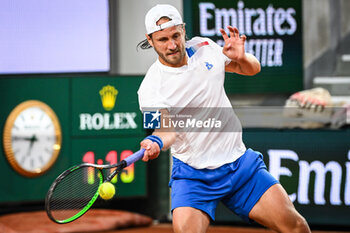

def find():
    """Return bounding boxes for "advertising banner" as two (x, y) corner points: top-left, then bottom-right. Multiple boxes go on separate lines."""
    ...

(216, 129), (350, 226)
(72, 77), (143, 136)
(184, 0), (303, 93)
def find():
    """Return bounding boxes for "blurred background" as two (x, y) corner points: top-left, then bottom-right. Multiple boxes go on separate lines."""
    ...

(0, 0), (349, 230)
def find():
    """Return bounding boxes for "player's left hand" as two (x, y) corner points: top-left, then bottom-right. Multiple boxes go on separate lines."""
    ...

(220, 26), (246, 62)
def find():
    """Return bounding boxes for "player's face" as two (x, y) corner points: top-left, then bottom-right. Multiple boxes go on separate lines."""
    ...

(148, 19), (187, 67)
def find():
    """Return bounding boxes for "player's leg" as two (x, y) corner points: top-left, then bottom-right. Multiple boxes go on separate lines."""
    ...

(172, 207), (210, 233)
(169, 157), (231, 233)
(221, 149), (310, 232)
(249, 183), (311, 233)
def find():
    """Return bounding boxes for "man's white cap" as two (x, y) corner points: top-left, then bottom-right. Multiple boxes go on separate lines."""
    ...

(145, 4), (183, 34)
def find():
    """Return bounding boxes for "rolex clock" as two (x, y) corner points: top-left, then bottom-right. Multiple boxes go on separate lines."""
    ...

(3, 100), (62, 177)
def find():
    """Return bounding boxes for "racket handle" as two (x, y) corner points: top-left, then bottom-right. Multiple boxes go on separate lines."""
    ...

(124, 148), (145, 166)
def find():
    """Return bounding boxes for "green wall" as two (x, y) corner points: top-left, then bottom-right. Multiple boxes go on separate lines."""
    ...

(0, 76), (147, 203)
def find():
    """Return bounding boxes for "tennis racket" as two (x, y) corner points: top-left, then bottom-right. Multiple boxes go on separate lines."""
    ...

(45, 148), (145, 224)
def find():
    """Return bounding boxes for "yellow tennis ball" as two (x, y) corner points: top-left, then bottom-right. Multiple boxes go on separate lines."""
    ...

(99, 182), (115, 200)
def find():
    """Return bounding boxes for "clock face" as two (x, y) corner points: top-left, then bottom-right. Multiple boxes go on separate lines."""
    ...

(3, 100), (62, 177)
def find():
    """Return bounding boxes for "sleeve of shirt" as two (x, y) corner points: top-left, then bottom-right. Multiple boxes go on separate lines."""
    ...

(206, 38), (232, 65)
(137, 72), (169, 112)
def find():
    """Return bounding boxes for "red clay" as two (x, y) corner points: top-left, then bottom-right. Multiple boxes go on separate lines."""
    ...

(0, 210), (348, 233)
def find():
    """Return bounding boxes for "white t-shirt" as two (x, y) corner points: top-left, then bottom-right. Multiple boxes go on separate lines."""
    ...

(138, 37), (246, 169)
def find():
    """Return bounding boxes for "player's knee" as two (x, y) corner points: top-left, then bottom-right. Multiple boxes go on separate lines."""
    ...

(172, 215), (191, 233)
(172, 207), (210, 233)
(294, 215), (310, 233)
(172, 222), (184, 233)
(172, 221), (200, 233)
(281, 214), (310, 233)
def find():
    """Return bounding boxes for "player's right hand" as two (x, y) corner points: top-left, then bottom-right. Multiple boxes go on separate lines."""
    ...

(140, 139), (160, 162)
(220, 26), (246, 63)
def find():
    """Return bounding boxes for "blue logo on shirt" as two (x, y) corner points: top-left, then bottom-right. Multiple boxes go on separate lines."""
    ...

(143, 110), (161, 129)
(205, 62), (213, 70)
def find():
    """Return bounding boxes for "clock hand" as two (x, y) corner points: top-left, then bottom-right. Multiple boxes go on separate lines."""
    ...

(26, 135), (38, 156)
(12, 136), (34, 141)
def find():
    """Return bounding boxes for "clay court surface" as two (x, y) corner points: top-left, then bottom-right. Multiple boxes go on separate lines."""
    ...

(0, 209), (348, 233)
(113, 224), (350, 233)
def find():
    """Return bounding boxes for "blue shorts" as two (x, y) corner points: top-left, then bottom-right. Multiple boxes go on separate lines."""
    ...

(169, 148), (279, 222)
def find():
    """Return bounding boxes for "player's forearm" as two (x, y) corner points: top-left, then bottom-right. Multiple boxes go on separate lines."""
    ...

(239, 53), (261, 75)
(226, 53), (261, 76)
(153, 131), (176, 150)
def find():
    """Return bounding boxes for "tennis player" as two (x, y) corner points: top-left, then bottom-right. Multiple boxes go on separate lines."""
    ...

(138, 4), (311, 233)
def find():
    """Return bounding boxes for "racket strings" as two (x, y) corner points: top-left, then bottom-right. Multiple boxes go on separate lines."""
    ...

(48, 166), (102, 221)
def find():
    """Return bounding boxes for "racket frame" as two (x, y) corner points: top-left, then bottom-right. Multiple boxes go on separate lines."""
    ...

(45, 149), (145, 224)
